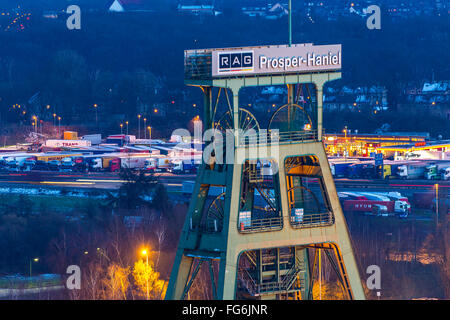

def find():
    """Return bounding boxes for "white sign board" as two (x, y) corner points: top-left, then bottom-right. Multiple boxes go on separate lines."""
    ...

(45, 139), (91, 148)
(293, 208), (304, 223)
(211, 43), (341, 77)
(239, 211), (251, 229)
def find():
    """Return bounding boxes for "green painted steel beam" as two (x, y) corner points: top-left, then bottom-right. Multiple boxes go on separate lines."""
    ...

(186, 71), (341, 89)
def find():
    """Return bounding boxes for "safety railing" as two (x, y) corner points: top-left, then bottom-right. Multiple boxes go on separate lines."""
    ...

(188, 216), (223, 234)
(290, 211), (335, 229)
(245, 268), (303, 296)
(249, 171), (264, 183)
(281, 264), (305, 290)
(238, 269), (258, 296)
(238, 216), (283, 233)
(238, 129), (318, 147)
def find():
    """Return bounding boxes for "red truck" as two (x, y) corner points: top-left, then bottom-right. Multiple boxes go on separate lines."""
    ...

(338, 192), (409, 217)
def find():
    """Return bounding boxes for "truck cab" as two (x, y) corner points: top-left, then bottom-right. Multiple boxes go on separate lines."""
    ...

(397, 165), (407, 178)
(89, 157), (103, 172)
(74, 157), (87, 172)
(61, 157), (75, 172)
(145, 158), (158, 172)
(383, 164), (392, 179)
(168, 159), (197, 174)
(425, 164), (438, 180)
(442, 167), (450, 180)
(110, 158), (121, 172)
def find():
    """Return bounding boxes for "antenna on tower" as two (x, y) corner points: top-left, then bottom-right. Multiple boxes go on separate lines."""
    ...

(289, 0), (292, 46)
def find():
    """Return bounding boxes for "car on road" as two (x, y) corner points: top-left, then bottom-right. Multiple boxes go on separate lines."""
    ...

(32, 160), (50, 171)
(48, 160), (61, 171)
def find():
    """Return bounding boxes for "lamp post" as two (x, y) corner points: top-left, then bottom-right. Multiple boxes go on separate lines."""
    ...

(126, 121), (129, 135)
(288, 0), (292, 46)
(30, 257), (39, 278)
(138, 114), (141, 139)
(120, 123), (123, 134)
(32, 116), (37, 134)
(147, 126), (151, 140)
(93, 104), (98, 126)
(58, 116), (61, 138)
(53, 113), (56, 127)
(141, 249), (150, 300)
(144, 118), (147, 139)
(343, 126), (348, 160)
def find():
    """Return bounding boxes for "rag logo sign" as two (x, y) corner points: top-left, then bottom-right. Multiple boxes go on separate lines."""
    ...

(218, 51), (254, 74)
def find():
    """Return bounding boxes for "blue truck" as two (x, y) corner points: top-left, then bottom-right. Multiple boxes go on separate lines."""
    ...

(331, 162), (353, 178)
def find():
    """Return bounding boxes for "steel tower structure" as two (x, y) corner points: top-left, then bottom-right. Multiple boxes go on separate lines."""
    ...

(166, 44), (365, 300)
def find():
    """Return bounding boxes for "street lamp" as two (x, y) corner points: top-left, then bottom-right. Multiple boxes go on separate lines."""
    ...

(30, 257), (39, 278)
(126, 121), (129, 135)
(53, 113), (56, 127)
(144, 118), (147, 139)
(58, 116), (61, 138)
(147, 126), (151, 140)
(138, 114), (141, 139)
(93, 104), (98, 126)
(32, 116), (37, 134)
(343, 126), (348, 160)
(120, 123), (123, 134)
(140, 248), (150, 300)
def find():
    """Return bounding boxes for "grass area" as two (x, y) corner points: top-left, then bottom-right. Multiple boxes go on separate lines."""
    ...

(0, 193), (107, 214)
(0, 277), (62, 289)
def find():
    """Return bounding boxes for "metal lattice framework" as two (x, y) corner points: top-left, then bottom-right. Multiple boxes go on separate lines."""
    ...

(268, 103), (313, 133)
(216, 108), (260, 133)
(205, 192), (226, 233)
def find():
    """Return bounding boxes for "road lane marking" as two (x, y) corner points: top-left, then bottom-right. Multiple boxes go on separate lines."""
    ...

(41, 181), (95, 185)
(76, 179), (127, 183)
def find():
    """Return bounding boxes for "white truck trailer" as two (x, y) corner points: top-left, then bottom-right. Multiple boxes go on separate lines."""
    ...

(397, 162), (428, 179)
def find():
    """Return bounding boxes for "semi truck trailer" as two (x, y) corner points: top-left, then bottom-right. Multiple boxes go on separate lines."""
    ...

(397, 162), (427, 179)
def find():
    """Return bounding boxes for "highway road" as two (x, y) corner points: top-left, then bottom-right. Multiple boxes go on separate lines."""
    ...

(0, 170), (449, 188)
(0, 171), (449, 195)
(0, 171), (190, 191)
